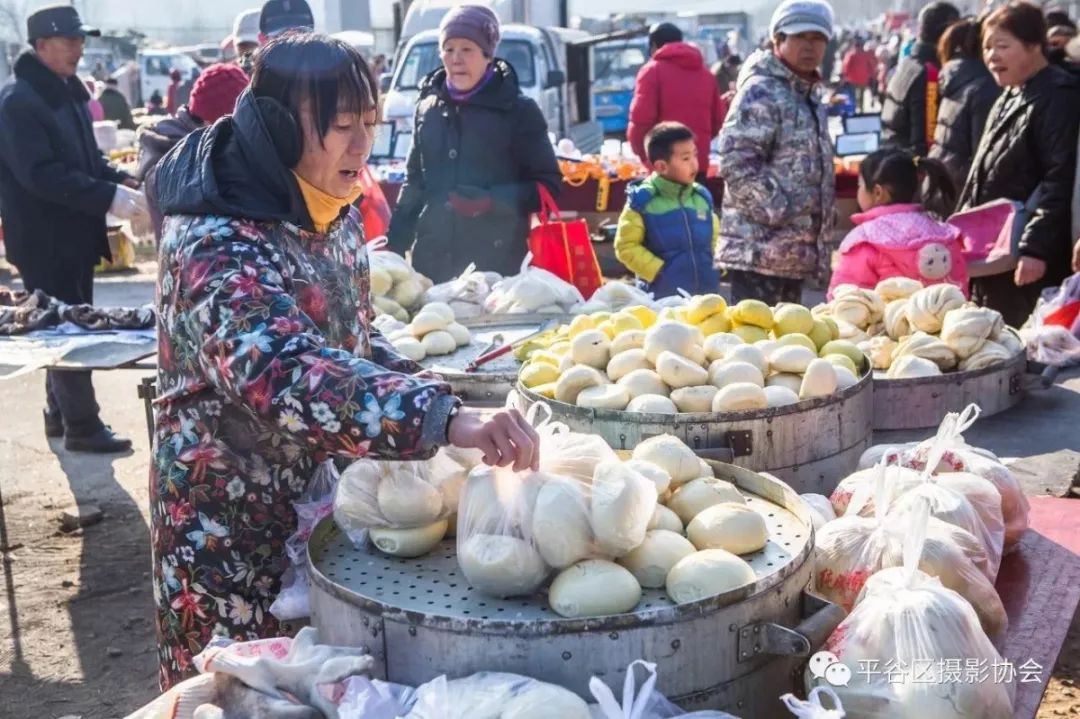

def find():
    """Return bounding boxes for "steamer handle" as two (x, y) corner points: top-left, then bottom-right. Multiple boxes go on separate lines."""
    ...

(694, 447), (735, 463)
(791, 591), (846, 655)
(741, 592), (845, 660)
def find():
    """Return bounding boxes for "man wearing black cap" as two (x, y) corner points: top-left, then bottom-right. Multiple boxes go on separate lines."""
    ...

(0, 5), (147, 453)
(881, 1), (961, 156)
(259, 0), (315, 40)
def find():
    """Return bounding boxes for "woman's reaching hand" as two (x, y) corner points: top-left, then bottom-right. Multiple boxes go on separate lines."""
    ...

(447, 407), (540, 472)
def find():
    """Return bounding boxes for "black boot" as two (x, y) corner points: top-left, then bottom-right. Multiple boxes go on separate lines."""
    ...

(44, 411), (64, 439)
(64, 426), (133, 454)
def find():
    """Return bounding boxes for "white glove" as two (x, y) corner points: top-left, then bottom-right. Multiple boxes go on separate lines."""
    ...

(109, 184), (148, 221)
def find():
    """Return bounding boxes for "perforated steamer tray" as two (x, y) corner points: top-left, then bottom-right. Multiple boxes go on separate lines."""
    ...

(416, 313), (571, 405)
(310, 492), (807, 623)
(309, 460), (813, 625)
(307, 461), (839, 715)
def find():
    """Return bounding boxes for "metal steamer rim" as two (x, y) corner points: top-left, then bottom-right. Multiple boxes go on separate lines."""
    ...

(416, 313), (573, 378)
(515, 365), (873, 424)
(870, 339), (1026, 386)
(307, 462), (815, 636)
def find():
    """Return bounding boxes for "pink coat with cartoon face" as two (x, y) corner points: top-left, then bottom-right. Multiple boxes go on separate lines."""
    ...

(828, 203), (969, 300)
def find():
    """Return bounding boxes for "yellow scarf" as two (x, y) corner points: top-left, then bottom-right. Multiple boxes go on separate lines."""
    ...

(292, 171), (364, 233)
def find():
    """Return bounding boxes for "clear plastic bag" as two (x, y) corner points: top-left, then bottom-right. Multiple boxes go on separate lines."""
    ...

(526, 401), (620, 484)
(829, 465), (924, 517)
(814, 461), (1006, 636)
(332, 457), (453, 557)
(270, 460), (339, 621)
(456, 462), (657, 599)
(588, 660), (740, 718)
(337, 676), (417, 719)
(846, 433), (1005, 582)
(456, 463), (552, 598)
(457, 399), (656, 600)
(484, 253), (586, 314)
(899, 405), (1028, 551)
(422, 262), (494, 307)
(809, 504), (1015, 718)
(800, 494), (837, 532)
(780, 687), (845, 718)
(404, 672), (592, 719)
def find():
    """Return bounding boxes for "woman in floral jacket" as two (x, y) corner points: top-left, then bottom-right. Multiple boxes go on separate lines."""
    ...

(149, 34), (539, 689)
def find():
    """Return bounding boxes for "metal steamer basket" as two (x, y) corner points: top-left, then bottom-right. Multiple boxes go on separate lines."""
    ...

(515, 372), (874, 495)
(417, 314), (570, 406)
(871, 341), (1026, 431)
(308, 462), (843, 717)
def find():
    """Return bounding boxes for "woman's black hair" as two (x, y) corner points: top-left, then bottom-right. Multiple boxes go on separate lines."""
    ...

(249, 32), (377, 146)
(859, 149), (958, 217)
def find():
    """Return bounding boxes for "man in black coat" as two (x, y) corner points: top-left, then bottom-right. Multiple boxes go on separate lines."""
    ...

(0, 5), (147, 452)
(881, 2), (960, 156)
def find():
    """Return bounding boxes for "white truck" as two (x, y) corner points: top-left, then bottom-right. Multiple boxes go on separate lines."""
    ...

(383, 23), (588, 142)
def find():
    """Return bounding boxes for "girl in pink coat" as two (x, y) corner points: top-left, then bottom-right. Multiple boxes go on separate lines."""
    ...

(829, 149), (968, 299)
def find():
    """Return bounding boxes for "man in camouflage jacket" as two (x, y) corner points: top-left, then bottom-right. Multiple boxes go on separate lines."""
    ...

(715, 0), (837, 304)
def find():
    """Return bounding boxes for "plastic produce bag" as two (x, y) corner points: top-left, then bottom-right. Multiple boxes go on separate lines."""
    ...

(405, 672), (592, 718)
(814, 461), (1006, 636)
(901, 405), (1027, 550)
(589, 660), (740, 718)
(456, 463), (552, 598)
(580, 282), (657, 313)
(332, 458), (452, 557)
(526, 400), (619, 484)
(800, 494), (837, 532)
(809, 505), (1015, 718)
(829, 465), (924, 517)
(423, 262), (494, 307)
(271, 460), (339, 621)
(780, 687), (844, 718)
(484, 253), (586, 314)
(337, 676), (417, 719)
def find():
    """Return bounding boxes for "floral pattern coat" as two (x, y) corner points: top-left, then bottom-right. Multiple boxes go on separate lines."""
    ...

(715, 49), (836, 281)
(150, 208), (452, 689)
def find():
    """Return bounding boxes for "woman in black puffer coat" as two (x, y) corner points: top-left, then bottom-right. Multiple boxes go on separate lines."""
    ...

(386, 5), (560, 282)
(957, 3), (1080, 327)
(929, 18), (1001, 195)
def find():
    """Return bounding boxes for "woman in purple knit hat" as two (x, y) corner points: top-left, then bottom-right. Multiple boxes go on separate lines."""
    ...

(386, 4), (561, 282)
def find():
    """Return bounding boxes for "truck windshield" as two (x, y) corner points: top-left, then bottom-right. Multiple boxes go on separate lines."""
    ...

(593, 43), (647, 84)
(396, 39), (536, 90)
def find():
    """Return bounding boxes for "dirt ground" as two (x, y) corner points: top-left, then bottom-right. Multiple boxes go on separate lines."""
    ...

(1, 267), (1079, 718)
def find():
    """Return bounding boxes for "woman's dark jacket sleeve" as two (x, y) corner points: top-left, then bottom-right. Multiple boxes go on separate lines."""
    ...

(1019, 90), (1080, 263)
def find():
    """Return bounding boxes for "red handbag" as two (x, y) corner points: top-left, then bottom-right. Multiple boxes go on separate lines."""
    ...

(527, 184), (603, 299)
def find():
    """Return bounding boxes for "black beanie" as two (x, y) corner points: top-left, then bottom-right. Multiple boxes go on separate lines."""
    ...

(919, 1), (961, 44)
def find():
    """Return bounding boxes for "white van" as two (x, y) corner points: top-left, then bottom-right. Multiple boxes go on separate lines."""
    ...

(383, 24), (586, 140)
(137, 50), (199, 106)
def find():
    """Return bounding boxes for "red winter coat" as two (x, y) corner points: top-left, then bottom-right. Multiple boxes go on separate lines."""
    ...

(627, 43), (727, 169)
(842, 49), (878, 88)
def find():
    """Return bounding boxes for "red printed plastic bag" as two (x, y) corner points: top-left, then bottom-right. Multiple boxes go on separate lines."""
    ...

(814, 461), (1006, 636)
(810, 504), (1014, 718)
(528, 184), (603, 299)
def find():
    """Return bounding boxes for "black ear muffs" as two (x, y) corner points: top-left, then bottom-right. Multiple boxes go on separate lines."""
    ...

(254, 96), (303, 168)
